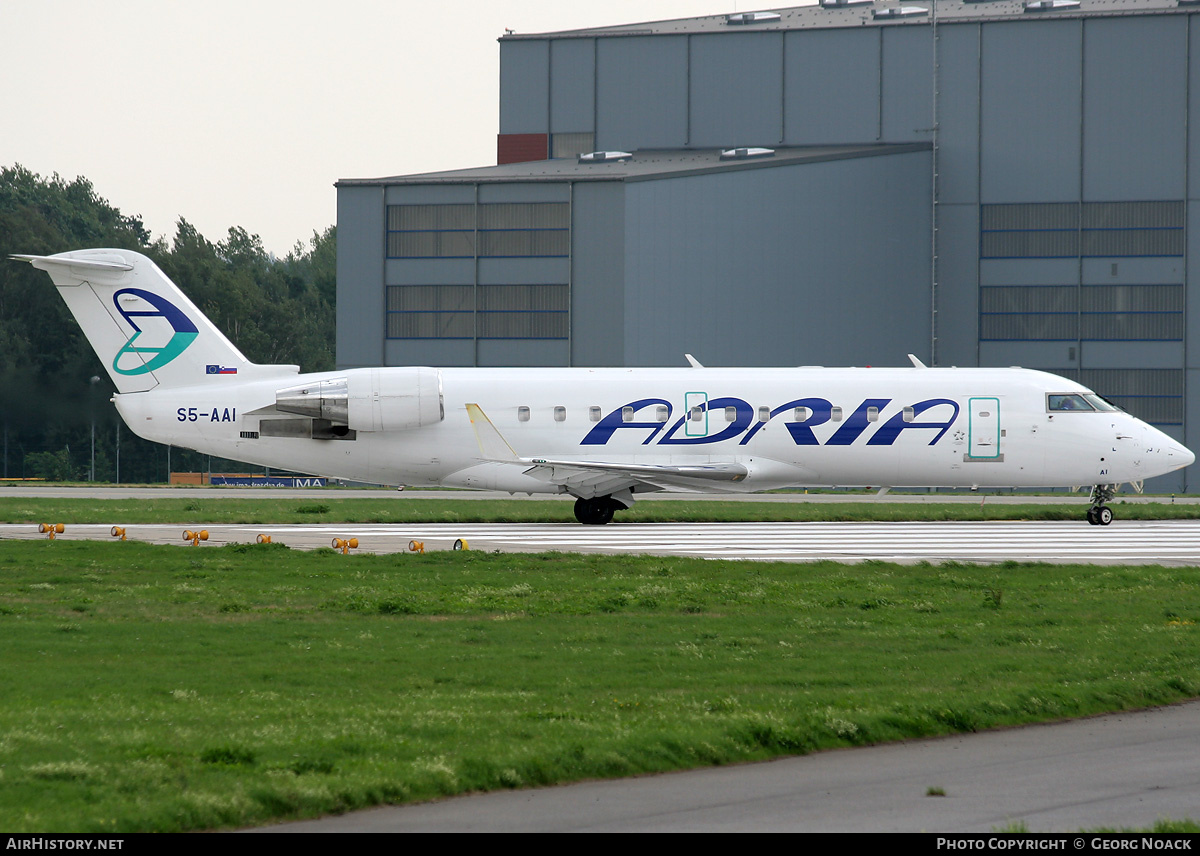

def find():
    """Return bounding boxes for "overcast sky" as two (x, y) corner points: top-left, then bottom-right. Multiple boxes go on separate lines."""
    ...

(2, 1), (768, 255)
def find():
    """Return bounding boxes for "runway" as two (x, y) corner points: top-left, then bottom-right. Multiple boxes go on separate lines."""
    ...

(5, 519), (1200, 565)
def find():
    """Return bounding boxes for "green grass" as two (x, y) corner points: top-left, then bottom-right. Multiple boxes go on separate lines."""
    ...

(0, 540), (1197, 831)
(4, 495), (1200, 525)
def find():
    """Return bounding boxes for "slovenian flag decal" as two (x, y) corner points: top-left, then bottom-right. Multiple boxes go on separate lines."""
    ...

(206, 365), (238, 375)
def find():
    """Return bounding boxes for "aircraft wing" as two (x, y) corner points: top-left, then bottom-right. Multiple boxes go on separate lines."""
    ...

(465, 403), (747, 495)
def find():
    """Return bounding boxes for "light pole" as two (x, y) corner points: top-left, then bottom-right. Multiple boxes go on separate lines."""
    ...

(89, 376), (100, 482)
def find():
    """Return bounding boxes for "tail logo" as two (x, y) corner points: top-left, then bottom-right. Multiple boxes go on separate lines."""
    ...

(111, 288), (199, 376)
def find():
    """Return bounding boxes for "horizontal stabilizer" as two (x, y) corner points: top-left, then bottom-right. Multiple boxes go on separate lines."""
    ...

(10, 254), (134, 273)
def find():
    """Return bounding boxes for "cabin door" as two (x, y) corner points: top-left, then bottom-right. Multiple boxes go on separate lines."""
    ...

(968, 397), (1001, 460)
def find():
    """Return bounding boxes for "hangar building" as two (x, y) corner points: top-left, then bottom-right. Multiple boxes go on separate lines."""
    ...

(336, 0), (1199, 490)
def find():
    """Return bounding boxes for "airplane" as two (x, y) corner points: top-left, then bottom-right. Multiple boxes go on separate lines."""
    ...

(12, 248), (1195, 525)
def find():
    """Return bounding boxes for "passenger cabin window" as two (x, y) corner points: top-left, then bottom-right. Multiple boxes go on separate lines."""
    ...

(794, 406), (811, 421)
(553, 406), (566, 422)
(517, 406), (530, 422)
(655, 405), (669, 423)
(621, 406), (634, 422)
(724, 406), (736, 422)
(866, 406), (879, 422)
(589, 406), (601, 422)
(1047, 394), (1094, 412)
(758, 406), (770, 422)
(902, 406), (914, 423)
(690, 406), (704, 422)
(830, 406), (843, 422)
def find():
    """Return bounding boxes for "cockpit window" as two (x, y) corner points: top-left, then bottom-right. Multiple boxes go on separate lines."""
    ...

(1082, 393), (1121, 412)
(1047, 393), (1094, 412)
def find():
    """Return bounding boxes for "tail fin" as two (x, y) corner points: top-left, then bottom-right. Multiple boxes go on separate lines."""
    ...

(11, 249), (296, 393)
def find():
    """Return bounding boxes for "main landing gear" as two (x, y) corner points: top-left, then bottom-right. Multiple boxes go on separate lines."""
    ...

(574, 495), (623, 525)
(1086, 484), (1115, 526)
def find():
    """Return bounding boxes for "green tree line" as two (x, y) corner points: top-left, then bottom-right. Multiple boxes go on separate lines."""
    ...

(0, 165), (336, 482)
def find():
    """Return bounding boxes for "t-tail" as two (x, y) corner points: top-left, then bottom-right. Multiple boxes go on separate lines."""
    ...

(10, 249), (297, 393)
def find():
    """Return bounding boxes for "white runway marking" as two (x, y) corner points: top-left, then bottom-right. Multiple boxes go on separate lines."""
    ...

(5, 520), (1200, 565)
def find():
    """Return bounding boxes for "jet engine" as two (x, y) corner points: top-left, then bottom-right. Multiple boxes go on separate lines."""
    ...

(274, 367), (443, 433)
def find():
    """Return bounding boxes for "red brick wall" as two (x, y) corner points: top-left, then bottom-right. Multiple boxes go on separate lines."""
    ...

(497, 133), (549, 165)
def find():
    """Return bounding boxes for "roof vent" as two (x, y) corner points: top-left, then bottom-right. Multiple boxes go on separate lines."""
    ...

(577, 151), (633, 163)
(720, 147), (776, 160)
(873, 5), (928, 17)
(819, 0), (873, 7)
(726, 11), (782, 24)
(1023, 0), (1080, 10)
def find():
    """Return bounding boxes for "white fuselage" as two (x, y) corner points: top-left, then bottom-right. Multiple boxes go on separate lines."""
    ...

(112, 365), (1192, 494)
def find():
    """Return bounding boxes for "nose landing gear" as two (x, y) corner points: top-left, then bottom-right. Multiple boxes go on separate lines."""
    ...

(1087, 484), (1115, 526)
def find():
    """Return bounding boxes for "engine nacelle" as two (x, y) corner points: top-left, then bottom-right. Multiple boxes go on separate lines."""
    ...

(275, 367), (442, 433)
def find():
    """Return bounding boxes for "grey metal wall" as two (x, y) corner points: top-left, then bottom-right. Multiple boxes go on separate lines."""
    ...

(620, 151), (932, 368)
(569, 181), (625, 366)
(502, 26), (939, 152)
(336, 185), (385, 369)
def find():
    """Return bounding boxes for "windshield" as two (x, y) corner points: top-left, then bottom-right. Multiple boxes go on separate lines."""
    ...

(1083, 393), (1121, 412)
(1047, 392), (1124, 413)
(1047, 393), (1093, 412)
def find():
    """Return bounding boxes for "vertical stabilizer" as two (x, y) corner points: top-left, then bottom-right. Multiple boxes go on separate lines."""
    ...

(11, 249), (295, 393)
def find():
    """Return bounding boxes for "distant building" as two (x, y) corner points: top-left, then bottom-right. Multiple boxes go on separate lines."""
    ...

(337, 0), (1198, 490)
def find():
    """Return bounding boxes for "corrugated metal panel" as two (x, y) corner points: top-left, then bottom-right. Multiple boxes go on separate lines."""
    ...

(784, 29), (880, 145)
(387, 285), (473, 312)
(388, 205), (474, 230)
(1081, 284), (1183, 312)
(689, 32), (784, 147)
(880, 25), (933, 142)
(981, 286), (1077, 313)
(550, 37), (595, 134)
(595, 36), (688, 150)
(980, 20), (1082, 203)
(386, 311), (473, 339)
(499, 40), (549, 135)
(477, 285), (569, 312)
(551, 132), (595, 159)
(386, 231), (474, 259)
(478, 202), (570, 229)
(477, 312), (568, 339)
(981, 314), (1076, 340)
(1081, 313), (1184, 340)
(1082, 17), (1187, 201)
(1081, 201), (1184, 229)
(981, 202), (1184, 259)
(1080, 229), (1184, 257)
(478, 230), (569, 257)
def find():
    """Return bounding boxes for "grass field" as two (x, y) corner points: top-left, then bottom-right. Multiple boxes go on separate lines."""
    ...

(0, 539), (1197, 831)
(3, 495), (1200, 525)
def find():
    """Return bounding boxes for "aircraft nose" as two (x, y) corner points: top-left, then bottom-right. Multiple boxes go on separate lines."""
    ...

(1148, 424), (1194, 473)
